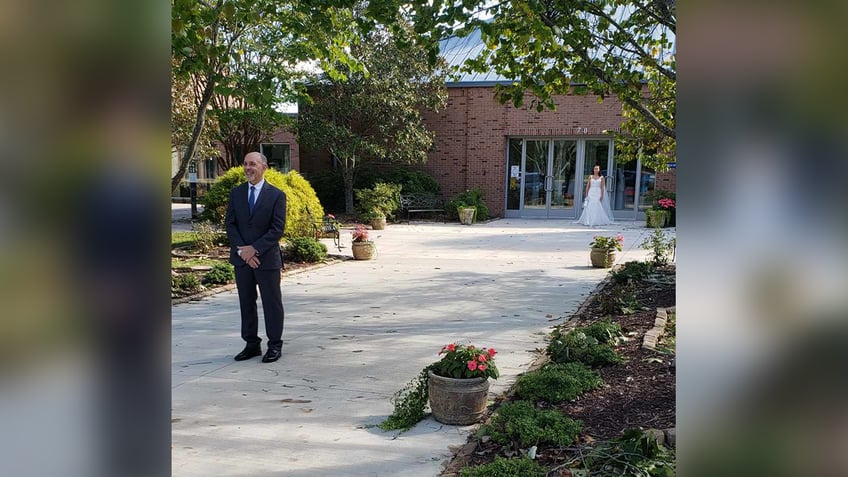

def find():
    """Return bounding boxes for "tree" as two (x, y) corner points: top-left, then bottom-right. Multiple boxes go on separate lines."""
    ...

(297, 23), (447, 213)
(407, 0), (676, 170)
(171, 57), (219, 189)
(171, 0), (393, 192)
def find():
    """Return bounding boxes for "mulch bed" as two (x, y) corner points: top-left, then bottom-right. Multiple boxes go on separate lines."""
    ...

(442, 265), (676, 474)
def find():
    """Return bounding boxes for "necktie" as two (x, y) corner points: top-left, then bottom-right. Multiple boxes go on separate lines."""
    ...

(248, 186), (256, 213)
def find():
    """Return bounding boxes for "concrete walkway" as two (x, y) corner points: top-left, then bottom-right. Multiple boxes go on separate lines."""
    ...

(172, 218), (654, 477)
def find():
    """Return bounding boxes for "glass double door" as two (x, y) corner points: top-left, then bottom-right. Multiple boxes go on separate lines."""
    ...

(507, 139), (577, 218)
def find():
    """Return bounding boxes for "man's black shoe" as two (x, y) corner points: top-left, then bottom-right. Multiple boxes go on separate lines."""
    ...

(234, 346), (262, 361)
(262, 348), (281, 363)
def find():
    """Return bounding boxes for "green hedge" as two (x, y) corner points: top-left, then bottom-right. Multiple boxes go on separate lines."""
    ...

(200, 167), (324, 238)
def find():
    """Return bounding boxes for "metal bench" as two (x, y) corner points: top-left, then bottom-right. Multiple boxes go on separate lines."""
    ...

(305, 206), (341, 251)
(399, 193), (445, 223)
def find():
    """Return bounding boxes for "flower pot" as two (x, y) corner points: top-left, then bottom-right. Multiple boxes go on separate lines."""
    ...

(428, 370), (489, 425)
(590, 247), (616, 268)
(458, 207), (476, 225)
(645, 209), (669, 228)
(370, 216), (386, 230)
(351, 241), (375, 260)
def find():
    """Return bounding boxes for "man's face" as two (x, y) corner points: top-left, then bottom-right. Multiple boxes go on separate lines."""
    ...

(244, 153), (267, 185)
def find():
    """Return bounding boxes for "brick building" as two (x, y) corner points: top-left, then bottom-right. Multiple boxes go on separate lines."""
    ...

(298, 29), (675, 219)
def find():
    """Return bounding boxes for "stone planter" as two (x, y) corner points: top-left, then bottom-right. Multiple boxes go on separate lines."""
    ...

(351, 241), (376, 260)
(428, 370), (489, 425)
(645, 209), (670, 228)
(458, 207), (476, 225)
(590, 247), (616, 268)
(370, 216), (387, 230)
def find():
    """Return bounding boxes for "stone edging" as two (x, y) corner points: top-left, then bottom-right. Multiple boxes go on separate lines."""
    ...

(642, 306), (675, 350)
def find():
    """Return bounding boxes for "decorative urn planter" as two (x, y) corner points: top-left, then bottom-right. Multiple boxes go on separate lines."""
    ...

(351, 241), (376, 260)
(645, 209), (669, 228)
(370, 216), (387, 230)
(590, 248), (616, 268)
(458, 207), (476, 225)
(428, 370), (489, 425)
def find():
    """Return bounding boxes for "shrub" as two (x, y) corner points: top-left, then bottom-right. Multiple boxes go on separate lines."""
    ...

(483, 400), (582, 448)
(192, 221), (227, 253)
(597, 282), (640, 315)
(381, 167), (440, 195)
(285, 237), (328, 263)
(640, 228), (676, 266)
(172, 273), (201, 294)
(460, 456), (547, 477)
(548, 327), (623, 367)
(200, 166), (324, 238)
(202, 262), (234, 286)
(583, 319), (623, 344)
(611, 261), (654, 284)
(303, 169), (346, 213)
(515, 362), (603, 404)
(354, 182), (401, 219)
(580, 429), (676, 477)
(446, 187), (489, 221)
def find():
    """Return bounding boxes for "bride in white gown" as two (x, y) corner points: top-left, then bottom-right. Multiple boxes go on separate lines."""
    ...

(577, 165), (614, 226)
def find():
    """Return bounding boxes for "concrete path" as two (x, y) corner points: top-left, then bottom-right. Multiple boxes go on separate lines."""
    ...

(172, 218), (653, 477)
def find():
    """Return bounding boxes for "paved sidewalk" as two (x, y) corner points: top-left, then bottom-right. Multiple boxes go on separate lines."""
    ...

(172, 219), (653, 477)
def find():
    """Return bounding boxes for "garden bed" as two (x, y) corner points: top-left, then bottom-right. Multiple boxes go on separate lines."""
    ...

(442, 264), (676, 475)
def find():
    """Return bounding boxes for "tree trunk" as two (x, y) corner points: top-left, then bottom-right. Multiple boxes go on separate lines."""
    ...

(342, 162), (356, 214)
(171, 78), (216, 193)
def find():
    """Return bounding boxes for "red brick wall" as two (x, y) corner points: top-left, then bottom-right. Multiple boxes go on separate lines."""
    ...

(656, 169), (676, 192)
(266, 127), (300, 172)
(420, 86), (625, 216)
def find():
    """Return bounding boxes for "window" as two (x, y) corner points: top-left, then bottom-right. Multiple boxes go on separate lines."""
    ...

(260, 143), (291, 172)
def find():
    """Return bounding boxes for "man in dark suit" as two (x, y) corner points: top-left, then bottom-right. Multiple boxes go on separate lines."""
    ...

(225, 152), (287, 363)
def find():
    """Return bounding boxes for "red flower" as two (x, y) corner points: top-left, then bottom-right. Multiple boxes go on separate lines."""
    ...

(477, 354), (488, 362)
(467, 361), (478, 371)
(447, 343), (456, 352)
(478, 364), (487, 372)
(487, 348), (497, 357)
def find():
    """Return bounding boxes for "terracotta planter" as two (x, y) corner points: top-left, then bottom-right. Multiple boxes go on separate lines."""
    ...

(351, 241), (376, 260)
(590, 247), (616, 268)
(428, 370), (489, 425)
(370, 217), (387, 230)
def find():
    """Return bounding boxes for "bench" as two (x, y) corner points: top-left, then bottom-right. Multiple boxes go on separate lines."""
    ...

(305, 206), (341, 251)
(400, 193), (445, 223)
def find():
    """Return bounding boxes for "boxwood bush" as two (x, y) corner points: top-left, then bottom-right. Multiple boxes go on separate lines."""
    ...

(200, 167), (324, 238)
(285, 237), (328, 263)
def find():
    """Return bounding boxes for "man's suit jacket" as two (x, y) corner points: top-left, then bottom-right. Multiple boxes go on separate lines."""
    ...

(225, 181), (287, 270)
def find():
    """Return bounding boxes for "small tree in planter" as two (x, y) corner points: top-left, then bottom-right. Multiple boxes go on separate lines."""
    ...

(354, 182), (401, 230)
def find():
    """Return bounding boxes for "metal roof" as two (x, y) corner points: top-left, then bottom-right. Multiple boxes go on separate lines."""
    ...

(439, 28), (512, 86)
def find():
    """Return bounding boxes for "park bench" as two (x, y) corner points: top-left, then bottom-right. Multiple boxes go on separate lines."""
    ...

(305, 206), (341, 251)
(399, 193), (445, 223)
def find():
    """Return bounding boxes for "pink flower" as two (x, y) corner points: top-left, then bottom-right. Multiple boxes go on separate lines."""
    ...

(478, 364), (487, 372)
(477, 354), (488, 362)
(615, 234), (624, 243)
(487, 348), (497, 357)
(327, 214), (335, 219)
(467, 361), (478, 371)
(448, 343), (456, 351)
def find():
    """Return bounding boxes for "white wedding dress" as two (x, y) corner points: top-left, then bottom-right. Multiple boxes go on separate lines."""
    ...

(577, 176), (614, 226)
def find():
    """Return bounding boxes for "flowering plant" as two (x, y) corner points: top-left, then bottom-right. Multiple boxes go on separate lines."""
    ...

(656, 198), (676, 210)
(433, 343), (500, 380)
(590, 234), (624, 252)
(351, 224), (370, 243)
